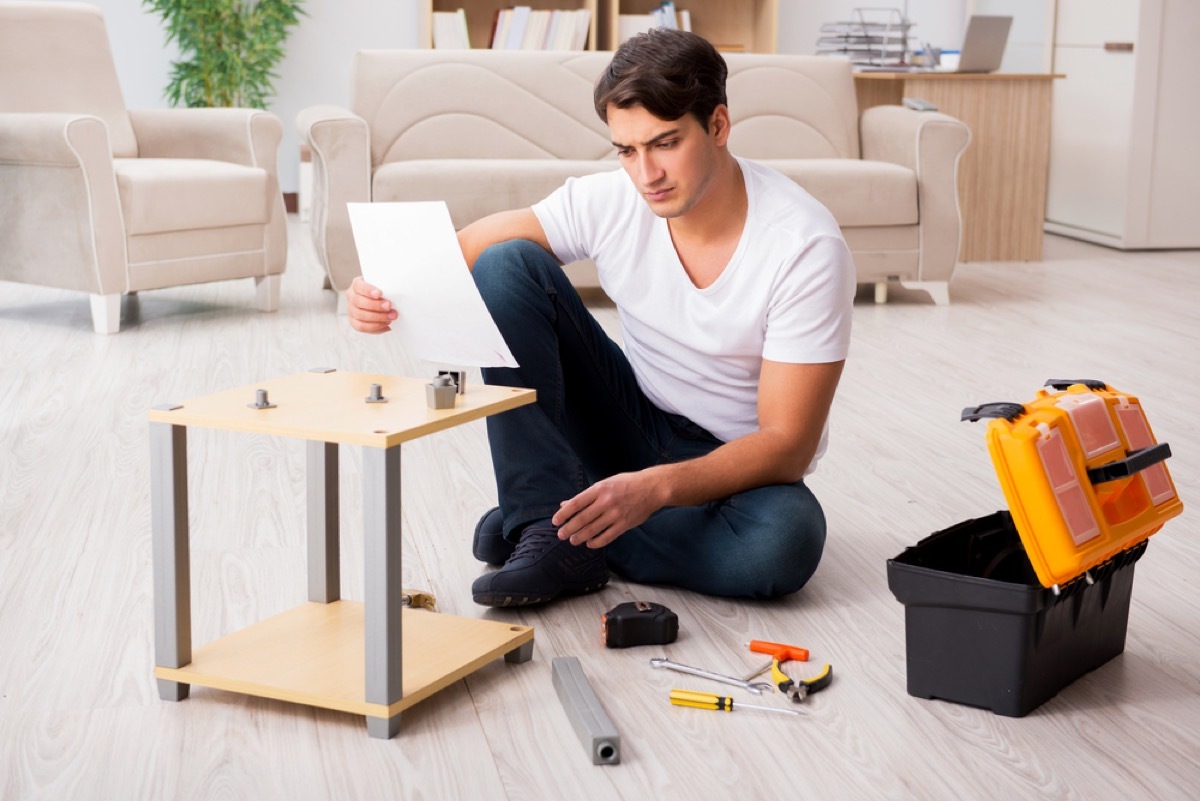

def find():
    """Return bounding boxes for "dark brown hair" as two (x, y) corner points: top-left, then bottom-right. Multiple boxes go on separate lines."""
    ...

(594, 28), (728, 131)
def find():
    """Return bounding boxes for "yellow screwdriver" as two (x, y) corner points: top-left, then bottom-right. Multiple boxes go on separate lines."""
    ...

(669, 689), (806, 718)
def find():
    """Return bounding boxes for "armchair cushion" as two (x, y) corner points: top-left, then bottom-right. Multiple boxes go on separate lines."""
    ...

(114, 159), (272, 235)
(763, 159), (917, 227)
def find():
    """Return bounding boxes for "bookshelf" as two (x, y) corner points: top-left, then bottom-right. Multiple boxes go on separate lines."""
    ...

(421, 1), (599, 50)
(599, 1), (777, 53)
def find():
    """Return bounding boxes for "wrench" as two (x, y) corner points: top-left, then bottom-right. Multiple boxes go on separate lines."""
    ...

(649, 658), (775, 695)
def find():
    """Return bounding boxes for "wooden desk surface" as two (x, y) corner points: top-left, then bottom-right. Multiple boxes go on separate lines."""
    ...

(148, 370), (536, 448)
(854, 71), (1062, 82)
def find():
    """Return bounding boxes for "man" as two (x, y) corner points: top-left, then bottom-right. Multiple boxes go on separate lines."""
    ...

(348, 29), (855, 608)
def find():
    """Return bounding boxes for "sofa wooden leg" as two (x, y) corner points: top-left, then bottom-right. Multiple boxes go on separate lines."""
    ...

(874, 281), (888, 304)
(255, 274), (281, 312)
(900, 280), (951, 306)
(90, 293), (121, 334)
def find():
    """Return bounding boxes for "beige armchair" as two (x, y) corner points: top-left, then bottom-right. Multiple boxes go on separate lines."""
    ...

(0, 2), (287, 333)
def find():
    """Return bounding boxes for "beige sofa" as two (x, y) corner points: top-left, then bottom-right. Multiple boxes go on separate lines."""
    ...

(299, 50), (969, 303)
(0, 2), (287, 333)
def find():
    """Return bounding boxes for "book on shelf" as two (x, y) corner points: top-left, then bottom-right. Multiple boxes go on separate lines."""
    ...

(504, 5), (532, 50)
(432, 8), (470, 50)
(617, 5), (691, 45)
(488, 7), (591, 51)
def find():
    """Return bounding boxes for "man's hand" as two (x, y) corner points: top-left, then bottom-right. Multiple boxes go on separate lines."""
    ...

(552, 469), (667, 549)
(346, 276), (398, 333)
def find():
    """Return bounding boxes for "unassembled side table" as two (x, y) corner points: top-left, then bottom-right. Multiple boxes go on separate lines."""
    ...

(149, 369), (537, 738)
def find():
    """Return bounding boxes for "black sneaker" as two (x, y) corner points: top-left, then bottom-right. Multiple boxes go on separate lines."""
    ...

(471, 525), (609, 607)
(472, 507), (516, 566)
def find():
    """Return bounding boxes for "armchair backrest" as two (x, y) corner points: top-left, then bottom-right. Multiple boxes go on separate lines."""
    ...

(0, 1), (138, 158)
(350, 49), (862, 169)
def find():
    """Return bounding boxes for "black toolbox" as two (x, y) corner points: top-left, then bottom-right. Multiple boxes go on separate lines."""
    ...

(887, 380), (1181, 716)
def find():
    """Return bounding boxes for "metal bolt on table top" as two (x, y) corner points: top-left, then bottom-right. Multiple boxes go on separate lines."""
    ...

(365, 383), (388, 403)
(247, 388), (276, 409)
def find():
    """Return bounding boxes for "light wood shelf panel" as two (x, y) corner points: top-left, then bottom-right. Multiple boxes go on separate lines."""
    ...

(422, 1), (599, 50)
(599, 0), (778, 52)
(156, 602), (534, 718)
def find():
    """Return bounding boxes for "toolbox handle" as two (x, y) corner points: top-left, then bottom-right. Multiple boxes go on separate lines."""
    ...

(1087, 443), (1172, 484)
(1045, 378), (1109, 391)
(961, 402), (1025, 423)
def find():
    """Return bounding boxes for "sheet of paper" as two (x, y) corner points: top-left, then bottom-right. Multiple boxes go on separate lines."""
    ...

(347, 202), (518, 368)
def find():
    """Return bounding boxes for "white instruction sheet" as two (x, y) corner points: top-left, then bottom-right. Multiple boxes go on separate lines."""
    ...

(347, 202), (518, 368)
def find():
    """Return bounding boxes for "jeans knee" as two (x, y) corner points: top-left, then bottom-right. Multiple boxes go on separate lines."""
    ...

(733, 486), (827, 599)
(473, 240), (549, 298)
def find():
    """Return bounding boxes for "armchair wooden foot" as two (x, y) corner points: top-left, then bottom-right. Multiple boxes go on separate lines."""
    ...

(901, 280), (951, 306)
(254, 275), (281, 312)
(90, 293), (121, 334)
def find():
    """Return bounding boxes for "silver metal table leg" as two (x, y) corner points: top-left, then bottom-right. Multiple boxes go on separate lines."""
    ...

(150, 421), (191, 701)
(306, 441), (340, 603)
(363, 444), (403, 738)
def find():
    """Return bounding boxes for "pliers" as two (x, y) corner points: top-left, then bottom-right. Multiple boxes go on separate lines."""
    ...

(747, 639), (833, 703)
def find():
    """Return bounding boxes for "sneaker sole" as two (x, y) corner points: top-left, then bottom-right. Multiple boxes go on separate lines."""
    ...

(472, 579), (609, 608)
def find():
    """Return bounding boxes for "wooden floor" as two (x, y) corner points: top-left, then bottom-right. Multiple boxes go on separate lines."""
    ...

(2, 221), (1198, 800)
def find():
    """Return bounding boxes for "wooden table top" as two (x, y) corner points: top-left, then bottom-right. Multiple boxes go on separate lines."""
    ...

(148, 370), (536, 448)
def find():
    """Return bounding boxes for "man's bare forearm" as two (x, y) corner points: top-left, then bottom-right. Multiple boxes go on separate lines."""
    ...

(643, 428), (817, 509)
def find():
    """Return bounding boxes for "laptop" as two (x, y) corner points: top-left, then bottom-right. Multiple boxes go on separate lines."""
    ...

(946, 15), (1013, 73)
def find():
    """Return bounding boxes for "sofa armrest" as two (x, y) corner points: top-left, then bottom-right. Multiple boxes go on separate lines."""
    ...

(0, 113), (127, 295)
(128, 108), (283, 175)
(297, 105), (371, 292)
(860, 106), (971, 283)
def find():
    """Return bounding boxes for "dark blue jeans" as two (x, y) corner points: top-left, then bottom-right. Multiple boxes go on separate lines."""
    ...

(473, 240), (826, 599)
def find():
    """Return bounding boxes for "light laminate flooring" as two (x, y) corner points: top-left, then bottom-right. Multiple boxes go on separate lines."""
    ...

(1, 221), (1198, 800)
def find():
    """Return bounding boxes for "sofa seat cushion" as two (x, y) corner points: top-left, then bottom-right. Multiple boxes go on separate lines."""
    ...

(113, 158), (271, 235)
(761, 158), (917, 228)
(373, 159), (620, 228)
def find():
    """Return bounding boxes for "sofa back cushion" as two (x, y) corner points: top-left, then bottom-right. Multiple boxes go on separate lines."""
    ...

(353, 50), (860, 167)
(353, 51), (615, 166)
(0, 2), (138, 158)
(725, 55), (860, 160)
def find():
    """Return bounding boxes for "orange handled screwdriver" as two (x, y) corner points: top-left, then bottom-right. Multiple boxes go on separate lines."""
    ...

(668, 689), (805, 718)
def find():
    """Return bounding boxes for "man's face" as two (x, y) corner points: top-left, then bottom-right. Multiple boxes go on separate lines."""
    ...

(607, 103), (725, 220)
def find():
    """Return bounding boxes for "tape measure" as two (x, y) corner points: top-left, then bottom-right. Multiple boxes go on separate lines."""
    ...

(601, 601), (678, 648)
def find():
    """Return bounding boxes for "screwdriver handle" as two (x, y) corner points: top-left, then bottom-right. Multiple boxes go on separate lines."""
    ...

(749, 639), (809, 662)
(669, 689), (733, 711)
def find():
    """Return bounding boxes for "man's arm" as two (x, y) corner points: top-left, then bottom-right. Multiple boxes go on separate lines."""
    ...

(346, 208), (552, 333)
(553, 359), (845, 547)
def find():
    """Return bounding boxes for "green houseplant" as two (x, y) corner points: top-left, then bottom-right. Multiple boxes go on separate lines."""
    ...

(144, 0), (305, 109)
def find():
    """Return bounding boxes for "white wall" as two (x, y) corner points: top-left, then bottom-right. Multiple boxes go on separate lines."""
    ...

(77, 0), (420, 193)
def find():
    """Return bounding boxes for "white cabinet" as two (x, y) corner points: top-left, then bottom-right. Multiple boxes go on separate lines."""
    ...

(1045, 0), (1200, 249)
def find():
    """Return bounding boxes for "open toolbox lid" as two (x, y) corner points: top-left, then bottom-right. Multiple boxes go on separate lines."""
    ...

(962, 379), (1183, 588)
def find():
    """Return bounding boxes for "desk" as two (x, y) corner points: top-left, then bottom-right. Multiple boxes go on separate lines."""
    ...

(149, 369), (537, 739)
(855, 72), (1060, 262)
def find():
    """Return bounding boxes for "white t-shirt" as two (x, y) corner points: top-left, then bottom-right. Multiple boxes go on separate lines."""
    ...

(532, 157), (855, 471)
